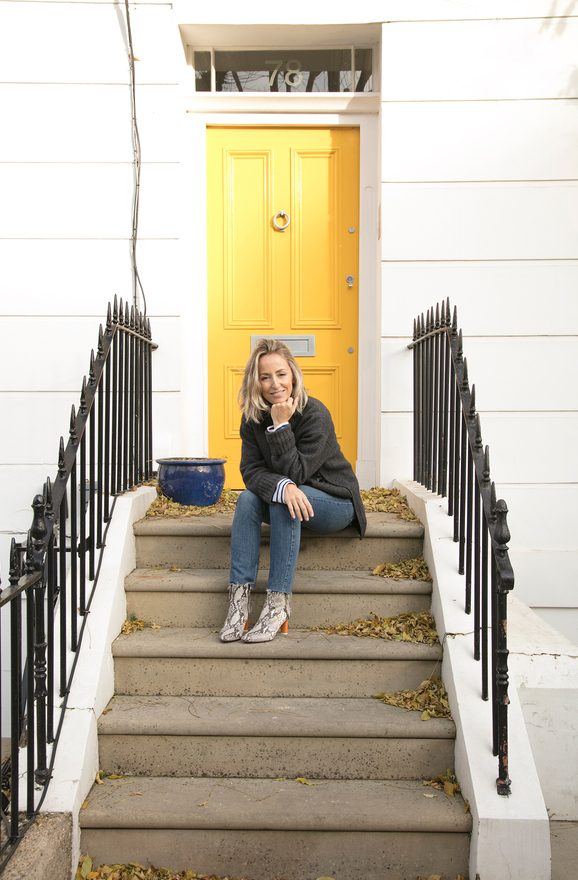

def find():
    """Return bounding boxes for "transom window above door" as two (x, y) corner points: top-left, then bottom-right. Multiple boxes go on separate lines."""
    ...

(193, 48), (373, 93)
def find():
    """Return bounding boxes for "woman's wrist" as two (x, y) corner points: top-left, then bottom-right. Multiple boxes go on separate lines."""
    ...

(272, 478), (294, 503)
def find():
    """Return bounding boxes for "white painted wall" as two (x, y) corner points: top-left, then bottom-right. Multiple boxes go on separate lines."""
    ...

(379, 11), (578, 644)
(0, 0), (191, 569)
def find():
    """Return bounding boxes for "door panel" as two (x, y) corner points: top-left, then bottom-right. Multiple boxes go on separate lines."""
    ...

(207, 127), (359, 488)
(224, 150), (273, 328)
(292, 148), (340, 327)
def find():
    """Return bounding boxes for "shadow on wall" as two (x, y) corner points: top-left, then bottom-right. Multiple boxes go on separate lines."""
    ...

(541, 0), (578, 96)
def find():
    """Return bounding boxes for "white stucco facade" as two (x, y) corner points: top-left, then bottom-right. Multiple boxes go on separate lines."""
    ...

(0, 0), (576, 655)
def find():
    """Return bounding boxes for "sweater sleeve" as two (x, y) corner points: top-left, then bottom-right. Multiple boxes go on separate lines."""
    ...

(239, 417), (287, 502)
(264, 400), (334, 485)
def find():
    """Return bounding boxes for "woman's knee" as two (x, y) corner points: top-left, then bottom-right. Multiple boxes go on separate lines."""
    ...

(298, 486), (354, 533)
(236, 489), (258, 507)
(234, 489), (263, 519)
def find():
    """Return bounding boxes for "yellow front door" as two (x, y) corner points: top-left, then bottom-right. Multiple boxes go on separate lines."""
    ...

(207, 126), (359, 488)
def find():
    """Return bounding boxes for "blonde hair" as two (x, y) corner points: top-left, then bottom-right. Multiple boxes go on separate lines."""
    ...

(239, 338), (308, 423)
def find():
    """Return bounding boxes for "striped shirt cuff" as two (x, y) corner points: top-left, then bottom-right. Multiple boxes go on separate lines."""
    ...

(273, 478), (293, 503)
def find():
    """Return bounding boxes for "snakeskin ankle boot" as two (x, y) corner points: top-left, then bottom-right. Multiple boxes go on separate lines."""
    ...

(219, 583), (251, 642)
(241, 590), (291, 643)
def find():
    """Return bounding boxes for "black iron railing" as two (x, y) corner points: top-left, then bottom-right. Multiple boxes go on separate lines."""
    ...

(0, 298), (155, 870)
(409, 299), (514, 796)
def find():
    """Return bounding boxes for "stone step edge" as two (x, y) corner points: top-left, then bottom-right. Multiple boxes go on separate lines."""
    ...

(97, 695), (454, 739)
(134, 511), (424, 540)
(125, 569), (432, 595)
(112, 628), (443, 661)
(80, 776), (471, 833)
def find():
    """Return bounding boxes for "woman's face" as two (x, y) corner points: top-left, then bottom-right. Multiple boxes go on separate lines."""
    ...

(258, 353), (294, 406)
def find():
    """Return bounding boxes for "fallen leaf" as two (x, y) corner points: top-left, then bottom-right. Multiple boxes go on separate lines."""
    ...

(464, 798), (471, 814)
(95, 771), (104, 785)
(78, 854), (93, 879)
(146, 488), (239, 519)
(308, 609), (439, 645)
(370, 554), (431, 581)
(198, 800), (208, 806)
(108, 774), (124, 780)
(375, 675), (451, 718)
(80, 800), (91, 810)
(121, 616), (161, 635)
(295, 777), (317, 785)
(360, 487), (420, 522)
(130, 792), (142, 796)
(421, 710), (431, 721)
(102, 708), (112, 715)
(423, 769), (462, 797)
(423, 793), (437, 798)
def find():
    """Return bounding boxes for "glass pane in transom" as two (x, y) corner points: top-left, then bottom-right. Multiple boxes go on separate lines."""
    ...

(354, 49), (372, 92)
(194, 51), (211, 91)
(211, 50), (354, 92)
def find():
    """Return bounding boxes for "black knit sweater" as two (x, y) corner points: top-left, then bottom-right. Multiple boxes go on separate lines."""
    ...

(239, 397), (366, 538)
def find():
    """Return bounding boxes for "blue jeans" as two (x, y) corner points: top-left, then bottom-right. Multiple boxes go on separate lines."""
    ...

(229, 485), (355, 594)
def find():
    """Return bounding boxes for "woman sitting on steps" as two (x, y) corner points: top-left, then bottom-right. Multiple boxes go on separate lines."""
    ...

(220, 337), (366, 644)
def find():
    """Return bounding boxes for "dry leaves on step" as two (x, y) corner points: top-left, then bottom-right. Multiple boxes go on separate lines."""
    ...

(121, 615), (161, 635)
(309, 610), (439, 646)
(372, 555), (432, 582)
(145, 489), (238, 519)
(77, 855), (248, 880)
(360, 487), (420, 522)
(374, 674), (452, 719)
(422, 769), (462, 797)
(416, 875), (467, 880)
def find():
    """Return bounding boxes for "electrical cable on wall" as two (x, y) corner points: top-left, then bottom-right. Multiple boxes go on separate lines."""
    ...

(124, 0), (147, 318)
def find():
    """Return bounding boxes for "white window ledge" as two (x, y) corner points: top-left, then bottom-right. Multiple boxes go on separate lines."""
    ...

(185, 92), (380, 114)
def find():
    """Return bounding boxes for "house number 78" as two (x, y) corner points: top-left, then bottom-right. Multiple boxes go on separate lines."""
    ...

(266, 60), (303, 87)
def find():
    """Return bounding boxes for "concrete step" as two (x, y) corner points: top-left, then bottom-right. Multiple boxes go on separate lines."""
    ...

(134, 511), (424, 571)
(80, 775), (471, 880)
(98, 694), (455, 780)
(112, 627), (442, 698)
(125, 568), (432, 628)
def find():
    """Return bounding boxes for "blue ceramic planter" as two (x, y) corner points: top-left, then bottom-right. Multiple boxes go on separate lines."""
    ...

(156, 458), (226, 507)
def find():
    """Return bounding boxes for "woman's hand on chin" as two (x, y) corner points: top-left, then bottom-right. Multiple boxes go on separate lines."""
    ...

(271, 396), (298, 427)
(284, 484), (314, 522)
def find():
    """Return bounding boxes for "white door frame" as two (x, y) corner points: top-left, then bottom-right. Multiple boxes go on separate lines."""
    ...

(181, 110), (380, 487)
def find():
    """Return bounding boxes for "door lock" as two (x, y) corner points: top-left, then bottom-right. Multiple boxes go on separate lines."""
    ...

(346, 275), (354, 288)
